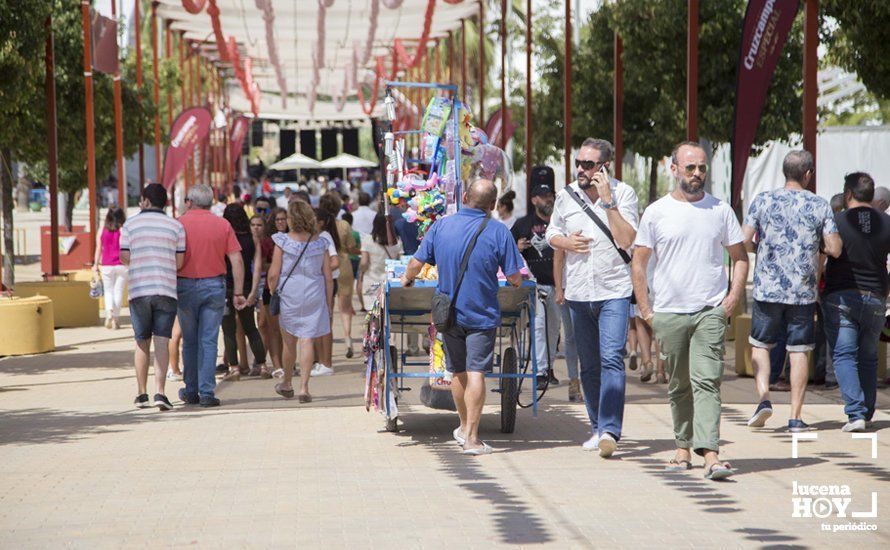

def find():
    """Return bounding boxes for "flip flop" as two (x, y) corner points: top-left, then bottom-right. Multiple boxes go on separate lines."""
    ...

(274, 383), (295, 399)
(298, 393), (312, 403)
(462, 442), (493, 456)
(453, 427), (466, 446)
(704, 462), (735, 480)
(665, 459), (693, 472)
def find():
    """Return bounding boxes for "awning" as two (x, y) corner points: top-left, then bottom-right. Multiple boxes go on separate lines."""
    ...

(318, 153), (379, 169)
(269, 152), (322, 171)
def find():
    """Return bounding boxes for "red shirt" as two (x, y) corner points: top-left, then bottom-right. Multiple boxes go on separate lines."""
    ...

(178, 209), (241, 279)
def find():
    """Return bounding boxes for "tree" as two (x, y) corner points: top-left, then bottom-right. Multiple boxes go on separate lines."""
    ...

(821, 1), (890, 101)
(512, 0), (804, 207)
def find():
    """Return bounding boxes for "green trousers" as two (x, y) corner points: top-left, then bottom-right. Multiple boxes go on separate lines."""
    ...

(652, 306), (727, 455)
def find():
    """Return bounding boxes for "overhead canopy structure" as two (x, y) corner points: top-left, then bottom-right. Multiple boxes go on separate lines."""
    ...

(156, 0), (481, 121)
(318, 153), (379, 169)
(269, 152), (322, 171)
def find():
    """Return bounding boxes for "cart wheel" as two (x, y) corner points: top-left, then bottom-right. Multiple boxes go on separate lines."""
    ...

(500, 347), (518, 434)
(385, 345), (399, 432)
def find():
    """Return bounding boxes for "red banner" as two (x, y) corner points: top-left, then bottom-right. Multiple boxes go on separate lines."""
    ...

(161, 108), (212, 190)
(91, 11), (118, 74)
(484, 107), (516, 148)
(229, 115), (249, 174)
(730, 0), (799, 209)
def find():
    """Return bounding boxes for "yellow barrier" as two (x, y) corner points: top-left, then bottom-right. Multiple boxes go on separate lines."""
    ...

(14, 280), (99, 328)
(0, 295), (55, 355)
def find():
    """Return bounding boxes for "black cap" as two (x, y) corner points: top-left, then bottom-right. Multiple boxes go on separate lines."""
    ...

(530, 184), (554, 198)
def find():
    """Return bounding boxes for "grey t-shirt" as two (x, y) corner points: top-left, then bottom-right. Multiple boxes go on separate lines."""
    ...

(744, 188), (837, 304)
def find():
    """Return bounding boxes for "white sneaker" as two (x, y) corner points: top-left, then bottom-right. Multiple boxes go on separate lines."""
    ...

(841, 419), (866, 432)
(311, 363), (334, 377)
(166, 370), (183, 381)
(582, 434), (600, 451)
(598, 433), (617, 458)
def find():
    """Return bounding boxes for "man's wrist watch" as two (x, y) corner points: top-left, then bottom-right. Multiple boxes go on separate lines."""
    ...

(601, 201), (617, 210)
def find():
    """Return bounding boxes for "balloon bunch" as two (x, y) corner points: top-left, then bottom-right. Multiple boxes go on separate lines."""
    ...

(386, 173), (446, 236)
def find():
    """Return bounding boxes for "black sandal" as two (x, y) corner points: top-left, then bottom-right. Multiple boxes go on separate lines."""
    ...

(665, 459), (693, 472)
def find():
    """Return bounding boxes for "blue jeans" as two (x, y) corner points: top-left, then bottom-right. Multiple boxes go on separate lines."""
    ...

(568, 297), (630, 439)
(177, 277), (227, 398)
(823, 290), (887, 422)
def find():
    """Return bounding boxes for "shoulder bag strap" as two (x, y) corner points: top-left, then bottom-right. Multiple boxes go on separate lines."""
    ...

(567, 187), (632, 264)
(276, 239), (311, 292)
(451, 216), (491, 301)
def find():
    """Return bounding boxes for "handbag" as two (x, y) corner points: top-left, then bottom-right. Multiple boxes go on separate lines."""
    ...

(89, 272), (104, 299)
(269, 239), (311, 316)
(431, 217), (490, 333)
(567, 187), (632, 264)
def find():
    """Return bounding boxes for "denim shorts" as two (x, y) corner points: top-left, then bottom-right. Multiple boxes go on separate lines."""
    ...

(749, 300), (816, 352)
(129, 295), (178, 341)
(441, 326), (497, 374)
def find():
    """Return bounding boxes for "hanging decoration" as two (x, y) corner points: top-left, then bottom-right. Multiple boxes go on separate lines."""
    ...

(393, 0), (437, 70)
(226, 37), (261, 116)
(381, 0), (404, 7)
(181, 0), (208, 15)
(255, 0), (287, 108)
(206, 0), (229, 61)
(307, 0), (335, 114)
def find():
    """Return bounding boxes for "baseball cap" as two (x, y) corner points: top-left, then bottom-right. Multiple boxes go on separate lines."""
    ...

(530, 184), (554, 198)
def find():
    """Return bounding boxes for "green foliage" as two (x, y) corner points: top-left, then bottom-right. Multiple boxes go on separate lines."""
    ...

(514, 0), (804, 169)
(822, 0), (890, 100)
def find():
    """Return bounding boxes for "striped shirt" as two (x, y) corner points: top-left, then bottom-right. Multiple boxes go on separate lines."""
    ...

(120, 209), (186, 300)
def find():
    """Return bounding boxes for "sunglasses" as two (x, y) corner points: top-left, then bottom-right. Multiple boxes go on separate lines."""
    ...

(255, 207), (270, 214)
(575, 159), (605, 171)
(682, 164), (708, 176)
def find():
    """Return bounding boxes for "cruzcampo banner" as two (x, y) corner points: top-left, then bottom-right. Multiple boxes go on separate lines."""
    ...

(161, 107), (212, 190)
(730, 0), (800, 209)
(229, 115), (250, 173)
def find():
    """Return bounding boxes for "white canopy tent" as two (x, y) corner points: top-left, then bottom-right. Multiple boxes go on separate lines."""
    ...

(156, 0), (481, 121)
(318, 153), (378, 169)
(269, 152), (322, 171)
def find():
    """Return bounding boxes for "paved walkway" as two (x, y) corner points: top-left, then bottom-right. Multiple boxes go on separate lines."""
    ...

(1, 310), (888, 548)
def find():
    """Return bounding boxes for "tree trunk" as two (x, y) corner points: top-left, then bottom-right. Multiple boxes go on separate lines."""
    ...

(648, 156), (659, 205)
(64, 191), (75, 232)
(0, 147), (15, 289)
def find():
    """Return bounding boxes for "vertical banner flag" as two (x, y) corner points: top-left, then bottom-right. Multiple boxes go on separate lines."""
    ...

(91, 11), (118, 74)
(730, 0), (800, 210)
(484, 107), (516, 149)
(162, 108), (212, 190)
(229, 115), (250, 173)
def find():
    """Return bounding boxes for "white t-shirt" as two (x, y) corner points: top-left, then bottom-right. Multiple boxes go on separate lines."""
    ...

(361, 238), (403, 302)
(634, 192), (743, 314)
(351, 206), (377, 236)
(319, 231), (340, 279)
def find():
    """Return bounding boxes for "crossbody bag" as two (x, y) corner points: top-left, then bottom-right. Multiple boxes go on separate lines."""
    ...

(269, 239), (311, 316)
(567, 187), (632, 264)
(431, 216), (491, 332)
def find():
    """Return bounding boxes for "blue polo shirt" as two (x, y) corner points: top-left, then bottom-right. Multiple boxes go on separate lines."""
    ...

(414, 207), (524, 330)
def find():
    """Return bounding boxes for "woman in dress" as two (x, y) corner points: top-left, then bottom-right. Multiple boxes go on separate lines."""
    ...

(267, 201), (332, 402)
(220, 204), (267, 381)
(360, 214), (403, 308)
(92, 207), (127, 329)
(319, 191), (361, 359)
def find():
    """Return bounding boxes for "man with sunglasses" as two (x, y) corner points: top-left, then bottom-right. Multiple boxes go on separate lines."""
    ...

(546, 138), (639, 458)
(742, 150), (841, 433)
(632, 141), (748, 480)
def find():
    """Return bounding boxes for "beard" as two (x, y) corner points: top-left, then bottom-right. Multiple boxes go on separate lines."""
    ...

(578, 172), (593, 189)
(680, 177), (704, 195)
(536, 203), (554, 217)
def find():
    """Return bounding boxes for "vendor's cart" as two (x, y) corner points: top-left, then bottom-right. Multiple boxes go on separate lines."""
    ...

(378, 279), (540, 433)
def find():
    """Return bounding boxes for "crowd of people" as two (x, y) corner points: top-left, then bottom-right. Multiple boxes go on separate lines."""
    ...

(99, 138), (889, 479)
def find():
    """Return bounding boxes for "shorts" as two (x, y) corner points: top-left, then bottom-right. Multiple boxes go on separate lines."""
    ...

(350, 257), (360, 279)
(441, 326), (497, 374)
(129, 295), (178, 341)
(749, 300), (816, 352)
(332, 279), (339, 297)
(262, 286), (271, 306)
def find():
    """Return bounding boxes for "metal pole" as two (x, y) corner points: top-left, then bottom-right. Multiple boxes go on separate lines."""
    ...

(447, 31), (453, 84)
(525, 0), (532, 196)
(81, 0), (98, 261)
(152, 2), (161, 182)
(564, 0), (572, 187)
(613, 32), (623, 180)
(478, 1), (485, 124)
(179, 32), (190, 191)
(686, 0), (699, 141)
(165, 20), (173, 129)
(500, 0), (507, 149)
(461, 18), (467, 104)
(45, 15), (60, 276)
(111, 0), (125, 208)
(803, 0), (818, 193)
(135, 0), (145, 191)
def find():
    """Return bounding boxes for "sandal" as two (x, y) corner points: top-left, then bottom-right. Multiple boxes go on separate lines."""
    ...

(657, 372), (668, 384)
(704, 462), (735, 480)
(222, 369), (240, 382)
(640, 362), (654, 383)
(275, 383), (295, 399)
(665, 459), (693, 472)
(259, 367), (273, 379)
(298, 393), (312, 403)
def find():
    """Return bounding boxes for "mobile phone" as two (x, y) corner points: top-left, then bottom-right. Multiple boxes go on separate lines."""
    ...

(599, 164), (608, 175)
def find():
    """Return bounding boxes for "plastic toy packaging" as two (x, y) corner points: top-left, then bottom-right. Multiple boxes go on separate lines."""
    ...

(421, 134), (444, 169)
(421, 96), (453, 137)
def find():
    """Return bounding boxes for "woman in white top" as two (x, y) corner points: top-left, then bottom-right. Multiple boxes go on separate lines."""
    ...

(361, 214), (403, 307)
(313, 207), (341, 376)
(497, 190), (517, 229)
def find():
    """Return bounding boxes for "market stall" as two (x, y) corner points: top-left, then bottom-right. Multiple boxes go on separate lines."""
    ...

(362, 80), (540, 434)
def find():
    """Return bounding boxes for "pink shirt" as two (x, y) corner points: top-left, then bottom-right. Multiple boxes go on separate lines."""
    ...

(178, 209), (241, 279)
(100, 228), (122, 266)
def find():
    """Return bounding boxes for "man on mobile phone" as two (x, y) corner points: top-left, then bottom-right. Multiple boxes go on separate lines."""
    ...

(546, 138), (639, 458)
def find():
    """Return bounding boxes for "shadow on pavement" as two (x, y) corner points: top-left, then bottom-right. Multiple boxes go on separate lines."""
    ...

(0, 350), (133, 376)
(0, 407), (182, 446)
